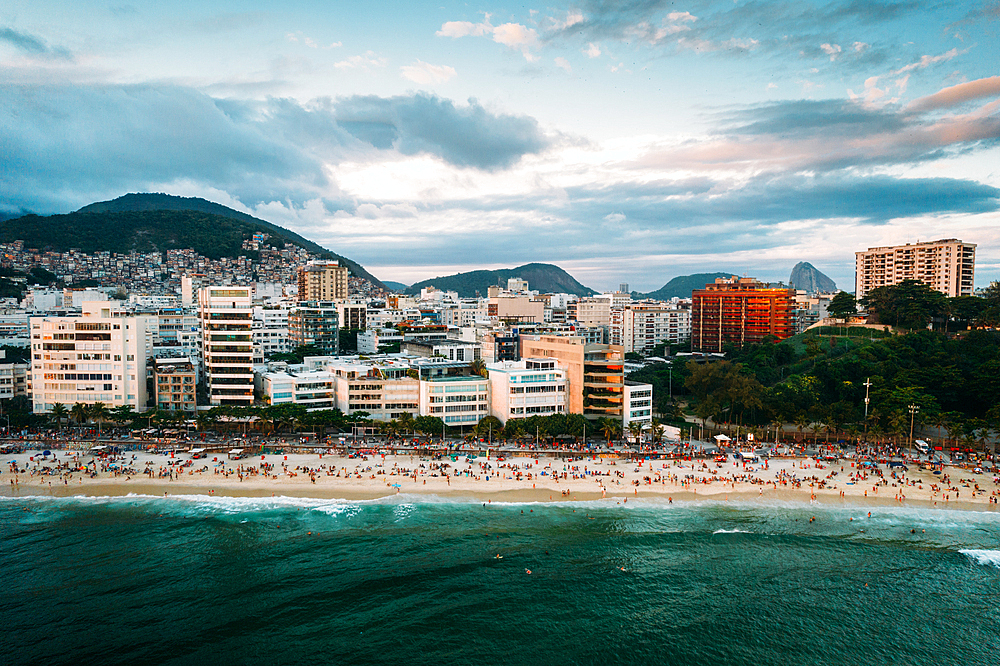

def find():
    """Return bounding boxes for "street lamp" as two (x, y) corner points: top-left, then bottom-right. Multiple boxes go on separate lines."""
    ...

(908, 404), (919, 456)
(863, 378), (872, 441)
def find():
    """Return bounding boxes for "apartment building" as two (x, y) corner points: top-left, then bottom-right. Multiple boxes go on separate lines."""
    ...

(154, 358), (197, 412)
(198, 286), (254, 406)
(486, 357), (568, 423)
(288, 302), (339, 354)
(855, 239), (976, 299)
(420, 372), (490, 428)
(518, 334), (626, 421)
(691, 277), (795, 352)
(29, 301), (153, 413)
(612, 303), (691, 353)
(297, 259), (349, 301)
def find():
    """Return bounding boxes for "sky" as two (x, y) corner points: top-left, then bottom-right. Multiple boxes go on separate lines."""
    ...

(1, 1), (999, 292)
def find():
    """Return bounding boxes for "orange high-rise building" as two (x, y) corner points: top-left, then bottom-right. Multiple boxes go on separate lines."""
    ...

(691, 277), (795, 352)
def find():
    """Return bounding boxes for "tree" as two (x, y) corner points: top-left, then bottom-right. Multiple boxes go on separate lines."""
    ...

(828, 291), (857, 320)
(599, 417), (621, 444)
(110, 404), (136, 426)
(90, 402), (110, 434)
(627, 421), (644, 443)
(469, 357), (488, 378)
(475, 415), (503, 440)
(70, 402), (90, 426)
(861, 280), (949, 330)
(50, 403), (68, 430)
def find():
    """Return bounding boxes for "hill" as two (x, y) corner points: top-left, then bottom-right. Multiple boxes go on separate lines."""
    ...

(381, 281), (409, 292)
(789, 262), (836, 293)
(405, 263), (596, 297)
(1, 193), (383, 288)
(639, 273), (734, 300)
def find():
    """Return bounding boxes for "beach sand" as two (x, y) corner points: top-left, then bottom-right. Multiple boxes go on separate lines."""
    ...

(4, 448), (997, 511)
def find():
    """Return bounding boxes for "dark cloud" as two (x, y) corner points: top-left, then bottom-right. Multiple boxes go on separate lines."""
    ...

(721, 99), (908, 138)
(334, 94), (550, 170)
(0, 27), (71, 59)
(0, 84), (550, 215)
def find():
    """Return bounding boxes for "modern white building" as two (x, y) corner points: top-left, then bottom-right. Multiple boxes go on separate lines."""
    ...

(29, 301), (154, 413)
(623, 380), (654, 430)
(486, 357), (568, 423)
(199, 286), (254, 406)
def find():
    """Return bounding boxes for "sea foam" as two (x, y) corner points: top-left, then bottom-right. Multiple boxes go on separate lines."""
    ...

(959, 549), (1000, 567)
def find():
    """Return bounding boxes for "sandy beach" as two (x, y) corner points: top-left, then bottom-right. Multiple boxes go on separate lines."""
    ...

(4, 447), (998, 511)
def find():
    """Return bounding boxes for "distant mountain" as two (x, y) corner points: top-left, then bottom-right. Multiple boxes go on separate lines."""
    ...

(381, 281), (409, 292)
(639, 273), (735, 300)
(1, 193), (384, 288)
(406, 263), (596, 297)
(789, 262), (836, 293)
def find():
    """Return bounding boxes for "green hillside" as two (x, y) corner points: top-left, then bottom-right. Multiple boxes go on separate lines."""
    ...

(405, 263), (596, 297)
(639, 272), (735, 300)
(1, 193), (384, 288)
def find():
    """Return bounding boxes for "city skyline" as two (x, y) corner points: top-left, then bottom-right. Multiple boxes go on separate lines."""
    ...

(2, 0), (999, 292)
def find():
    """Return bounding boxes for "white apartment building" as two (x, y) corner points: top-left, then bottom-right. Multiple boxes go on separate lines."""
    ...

(253, 306), (291, 362)
(199, 286), (254, 406)
(855, 239), (976, 300)
(623, 381), (654, 430)
(614, 304), (692, 353)
(420, 375), (490, 428)
(486, 357), (568, 423)
(29, 301), (153, 413)
(575, 296), (612, 327)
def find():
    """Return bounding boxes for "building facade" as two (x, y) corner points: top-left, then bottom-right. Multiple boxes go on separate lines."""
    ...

(198, 286), (254, 406)
(855, 239), (976, 300)
(288, 303), (339, 354)
(297, 260), (349, 302)
(29, 302), (153, 413)
(691, 277), (795, 352)
(486, 357), (568, 423)
(154, 358), (197, 412)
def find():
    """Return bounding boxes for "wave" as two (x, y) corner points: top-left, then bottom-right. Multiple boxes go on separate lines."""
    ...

(713, 528), (750, 534)
(959, 549), (1000, 567)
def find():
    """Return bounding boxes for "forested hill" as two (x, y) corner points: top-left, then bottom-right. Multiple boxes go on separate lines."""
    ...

(406, 263), (596, 297)
(0, 193), (384, 288)
(639, 272), (734, 300)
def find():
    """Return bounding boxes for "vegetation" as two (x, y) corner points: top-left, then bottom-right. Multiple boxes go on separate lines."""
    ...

(268, 345), (328, 364)
(637, 272), (733, 300)
(405, 263), (595, 297)
(827, 291), (857, 319)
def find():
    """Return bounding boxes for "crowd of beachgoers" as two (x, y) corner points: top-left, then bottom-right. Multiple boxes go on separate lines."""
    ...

(3, 428), (998, 509)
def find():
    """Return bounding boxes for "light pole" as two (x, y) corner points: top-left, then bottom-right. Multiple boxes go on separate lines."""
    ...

(908, 404), (919, 457)
(863, 378), (872, 442)
(668, 364), (673, 400)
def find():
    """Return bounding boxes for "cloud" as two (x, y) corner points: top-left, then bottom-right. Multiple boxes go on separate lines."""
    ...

(0, 84), (551, 216)
(333, 51), (388, 71)
(333, 93), (550, 170)
(604, 213), (626, 223)
(820, 43), (842, 60)
(908, 76), (1000, 112)
(891, 48), (960, 75)
(0, 26), (72, 59)
(554, 57), (572, 72)
(584, 42), (601, 58)
(400, 61), (457, 85)
(437, 16), (539, 61)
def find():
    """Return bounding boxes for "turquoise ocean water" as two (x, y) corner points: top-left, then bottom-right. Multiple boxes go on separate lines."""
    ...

(1, 495), (998, 665)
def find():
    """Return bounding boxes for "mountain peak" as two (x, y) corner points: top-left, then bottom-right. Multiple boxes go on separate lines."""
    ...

(405, 263), (595, 297)
(789, 262), (836, 293)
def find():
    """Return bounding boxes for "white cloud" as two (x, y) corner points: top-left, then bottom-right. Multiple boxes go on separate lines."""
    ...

(437, 20), (492, 38)
(437, 16), (539, 61)
(554, 57), (572, 72)
(820, 43), (841, 61)
(333, 51), (388, 71)
(892, 48), (960, 76)
(604, 212), (626, 223)
(585, 42), (601, 58)
(766, 82), (777, 90)
(552, 10), (585, 30)
(667, 12), (697, 23)
(400, 60), (457, 84)
(852, 42), (869, 52)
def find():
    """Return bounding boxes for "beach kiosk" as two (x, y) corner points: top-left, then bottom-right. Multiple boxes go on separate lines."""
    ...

(190, 448), (207, 459)
(228, 448), (246, 460)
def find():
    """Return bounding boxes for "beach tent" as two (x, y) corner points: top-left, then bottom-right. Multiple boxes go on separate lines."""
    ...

(714, 435), (731, 442)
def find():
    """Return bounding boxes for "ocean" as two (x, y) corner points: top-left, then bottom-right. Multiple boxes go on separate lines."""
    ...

(2, 495), (998, 666)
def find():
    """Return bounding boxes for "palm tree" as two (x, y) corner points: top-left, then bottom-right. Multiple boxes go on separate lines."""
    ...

(70, 402), (90, 427)
(90, 402), (110, 435)
(470, 357), (488, 378)
(600, 418), (621, 445)
(50, 403), (68, 430)
(627, 421), (644, 444)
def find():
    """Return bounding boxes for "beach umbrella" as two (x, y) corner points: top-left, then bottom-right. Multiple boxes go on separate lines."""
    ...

(43, 450), (51, 456)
